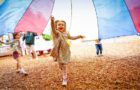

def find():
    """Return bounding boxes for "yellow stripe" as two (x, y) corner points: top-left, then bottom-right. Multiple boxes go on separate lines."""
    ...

(66, 39), (71, 46)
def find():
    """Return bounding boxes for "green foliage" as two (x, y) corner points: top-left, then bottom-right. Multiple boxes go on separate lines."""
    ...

(42, 34), (52, 41)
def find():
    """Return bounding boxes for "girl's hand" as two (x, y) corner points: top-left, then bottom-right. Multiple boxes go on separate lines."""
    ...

(79, 35), (85, 39)
(51, 16), (54, 21)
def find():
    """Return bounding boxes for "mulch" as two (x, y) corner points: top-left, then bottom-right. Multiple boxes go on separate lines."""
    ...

(0, 36), (140, 90)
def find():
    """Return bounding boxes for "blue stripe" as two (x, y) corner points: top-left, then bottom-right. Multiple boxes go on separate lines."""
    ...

(0, 0), (32, 36)
(92, 0), (137, 39)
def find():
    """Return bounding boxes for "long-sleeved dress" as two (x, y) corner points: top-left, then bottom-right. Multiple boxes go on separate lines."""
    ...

(50, 30), (71, 64)
(5, 40), (22, 59)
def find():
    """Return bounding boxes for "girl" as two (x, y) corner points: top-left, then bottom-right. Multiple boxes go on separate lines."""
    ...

(0, 32), (28, 76)
(50, 16), (85, 86)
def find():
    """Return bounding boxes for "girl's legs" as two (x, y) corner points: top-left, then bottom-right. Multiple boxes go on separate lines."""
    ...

(16, 57), (28, 75)
(59, 63), (68, 86)
(16, 57), (22, 71)
(13, 51), (21, 71)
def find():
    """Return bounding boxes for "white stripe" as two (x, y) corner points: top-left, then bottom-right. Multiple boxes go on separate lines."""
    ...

(70, 0), (99, 40)
(43, 0), (71, 34)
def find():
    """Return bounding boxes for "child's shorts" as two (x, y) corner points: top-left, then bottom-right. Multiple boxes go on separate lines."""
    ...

(13, 51), (19, 59)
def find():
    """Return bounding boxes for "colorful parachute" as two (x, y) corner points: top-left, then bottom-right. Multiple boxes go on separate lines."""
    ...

(0, 0), (54, 36)
(92, 0), (140, 39)
(52, 0), (140, 40)
(0, 0), (140, 39)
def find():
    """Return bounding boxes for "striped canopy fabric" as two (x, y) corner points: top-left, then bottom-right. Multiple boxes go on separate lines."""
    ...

(0, 0), (55, 36)
(0, 0), (140, 39)
(92, 0), (140, 39)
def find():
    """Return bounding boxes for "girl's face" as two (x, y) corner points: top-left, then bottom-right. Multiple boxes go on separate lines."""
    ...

(56, 21), (65, 32)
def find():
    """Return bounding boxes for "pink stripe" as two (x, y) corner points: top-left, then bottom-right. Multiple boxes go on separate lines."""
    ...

(15, 0), (54, 34)
(125, 0), (140, 33)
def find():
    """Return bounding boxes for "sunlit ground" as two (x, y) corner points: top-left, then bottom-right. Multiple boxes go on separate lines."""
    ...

(0, 35), (140, 90)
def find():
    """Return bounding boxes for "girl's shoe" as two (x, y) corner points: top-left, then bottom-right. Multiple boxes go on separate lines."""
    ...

(62, 79), (67, 86)
(53, 58), (57, 62)
(20, 68), (28, 76)
(16, 69), (21, 73)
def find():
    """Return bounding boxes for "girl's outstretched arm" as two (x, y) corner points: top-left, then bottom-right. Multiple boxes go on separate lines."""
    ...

(69, 35), (85, 40)
(51, 16), (57, 35)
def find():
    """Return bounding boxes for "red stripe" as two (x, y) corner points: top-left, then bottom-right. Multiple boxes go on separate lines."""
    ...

(15, 0), (55, 34)
(125, 0), (140, 33)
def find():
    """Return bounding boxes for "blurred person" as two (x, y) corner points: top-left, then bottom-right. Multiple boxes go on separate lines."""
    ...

(23, 31), (38, 60)
(0, 32), (28, 76)
(94, 38), (103, 56)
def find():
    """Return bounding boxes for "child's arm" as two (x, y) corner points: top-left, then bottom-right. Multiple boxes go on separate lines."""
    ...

(81, 39), (97, 42)
(1, 40), (16, 45)
(51, 16), (57, 35)
(68, 35), (85, 40)
(33, 32), (37, 36)
(0, 40), (3, 44)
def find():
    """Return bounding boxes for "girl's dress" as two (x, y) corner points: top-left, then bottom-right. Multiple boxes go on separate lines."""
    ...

(6, 40), (22, 59)
(50, 30), (70, 64)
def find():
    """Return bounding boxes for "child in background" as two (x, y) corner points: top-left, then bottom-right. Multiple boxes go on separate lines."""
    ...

(23, 31), (38, 60)
(50, 16), (85, 86)
(94, 38), (103, 56)
(0, 32), (28, 76)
